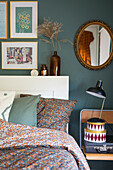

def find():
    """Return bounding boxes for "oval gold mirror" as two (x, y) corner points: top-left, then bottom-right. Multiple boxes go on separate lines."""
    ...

(74, 20), (113, 70)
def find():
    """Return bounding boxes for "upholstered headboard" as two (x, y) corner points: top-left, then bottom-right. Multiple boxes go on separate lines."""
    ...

(0, 76), (69, 99)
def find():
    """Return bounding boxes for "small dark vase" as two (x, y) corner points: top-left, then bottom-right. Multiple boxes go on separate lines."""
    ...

(50, 51), (60, 76)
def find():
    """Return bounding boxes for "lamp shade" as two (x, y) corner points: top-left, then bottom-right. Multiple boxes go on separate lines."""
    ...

(86, 80), (106, 99)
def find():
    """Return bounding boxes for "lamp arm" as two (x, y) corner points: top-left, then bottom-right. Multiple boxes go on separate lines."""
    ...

(99, 98), (106, 119)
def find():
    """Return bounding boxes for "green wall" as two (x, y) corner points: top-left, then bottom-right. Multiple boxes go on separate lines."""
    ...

(1, 0), (113, 169)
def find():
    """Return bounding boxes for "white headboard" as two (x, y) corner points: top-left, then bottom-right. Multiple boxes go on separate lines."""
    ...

(0, 76), (69, 99)
(0, 75), (69, 132)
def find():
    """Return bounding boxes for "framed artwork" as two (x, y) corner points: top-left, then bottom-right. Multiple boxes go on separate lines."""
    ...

(10, 1), (38, 38)
(1, 42), (38, 70)
(0, 1), (7, 39)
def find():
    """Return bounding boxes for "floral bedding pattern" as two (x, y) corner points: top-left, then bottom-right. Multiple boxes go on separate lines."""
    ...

(37, 97), (77, 131)
(20, 95), (77, 132)
(1, 146), (79, 169)
(0, 119), (90, 170)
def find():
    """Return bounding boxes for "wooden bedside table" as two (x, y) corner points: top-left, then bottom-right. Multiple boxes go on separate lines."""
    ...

(80, 109), (113, 160)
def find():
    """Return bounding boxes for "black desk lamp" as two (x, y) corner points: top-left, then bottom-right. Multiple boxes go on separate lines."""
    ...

(86, 80), (106, 119)
(84, 80), (107, 143)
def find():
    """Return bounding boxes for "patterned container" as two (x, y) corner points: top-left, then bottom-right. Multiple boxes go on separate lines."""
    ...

(84, 118), (106, 143)
(87, 118), (105, 131)
(84, 128), (106, 143)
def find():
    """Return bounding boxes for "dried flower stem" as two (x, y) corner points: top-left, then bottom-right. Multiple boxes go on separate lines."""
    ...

(38, 18), (72, 51)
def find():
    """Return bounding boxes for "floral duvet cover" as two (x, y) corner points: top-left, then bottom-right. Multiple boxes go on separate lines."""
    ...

(0, 119), (90, 170)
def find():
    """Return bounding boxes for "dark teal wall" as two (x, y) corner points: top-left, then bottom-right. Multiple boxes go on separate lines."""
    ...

(1, 0), (113, 169)
(38, 1), (113, 169)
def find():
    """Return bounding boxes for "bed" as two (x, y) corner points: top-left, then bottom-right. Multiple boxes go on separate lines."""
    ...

(0, 76), (90, 170)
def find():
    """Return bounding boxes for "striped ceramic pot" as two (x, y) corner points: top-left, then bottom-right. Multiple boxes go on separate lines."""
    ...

(87, 118), (105, 131)
(84, 117), (106, 143)
(84, 128), (106, 143)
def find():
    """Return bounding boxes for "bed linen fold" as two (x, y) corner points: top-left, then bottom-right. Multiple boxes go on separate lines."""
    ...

(0, 119), (90, 170)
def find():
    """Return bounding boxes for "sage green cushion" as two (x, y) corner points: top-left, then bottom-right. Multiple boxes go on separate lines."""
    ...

(8, 95), (40, 127)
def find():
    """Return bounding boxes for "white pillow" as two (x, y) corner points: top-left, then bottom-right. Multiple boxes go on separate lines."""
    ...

(0, 91), (15, 121)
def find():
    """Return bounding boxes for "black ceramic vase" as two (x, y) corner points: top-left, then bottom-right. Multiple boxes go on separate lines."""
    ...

(50, 51), (60, 76)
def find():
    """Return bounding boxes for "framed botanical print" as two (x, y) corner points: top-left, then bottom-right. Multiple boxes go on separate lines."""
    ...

(0, 1), (7, 39)
(1, 42), (38, 70)
(10, 1), (38, 38)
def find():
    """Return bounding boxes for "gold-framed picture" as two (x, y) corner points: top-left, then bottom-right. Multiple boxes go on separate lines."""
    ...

(1, 42), (38, 70)
(10, 1), (38, 39)
(0, 1), (7, 39)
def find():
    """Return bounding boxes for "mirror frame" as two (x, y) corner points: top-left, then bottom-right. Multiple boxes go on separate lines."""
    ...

(74, 20), (113, 70)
